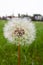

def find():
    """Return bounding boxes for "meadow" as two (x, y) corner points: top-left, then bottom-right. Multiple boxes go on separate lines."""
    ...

(0, 20), (43, 65)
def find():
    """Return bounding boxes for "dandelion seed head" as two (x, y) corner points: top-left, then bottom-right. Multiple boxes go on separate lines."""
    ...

(3, 18), (36, 46)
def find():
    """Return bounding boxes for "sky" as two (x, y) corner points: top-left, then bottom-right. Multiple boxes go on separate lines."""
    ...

(0, 0), (43, 16)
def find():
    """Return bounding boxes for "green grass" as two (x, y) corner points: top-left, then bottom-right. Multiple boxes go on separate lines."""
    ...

(0, 20), (43, 65)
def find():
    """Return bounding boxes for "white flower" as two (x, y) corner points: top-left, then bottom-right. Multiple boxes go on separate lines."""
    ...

(3, 18), (36, 46)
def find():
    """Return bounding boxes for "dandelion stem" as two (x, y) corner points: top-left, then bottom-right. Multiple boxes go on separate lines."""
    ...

(18, 44), (20, 65)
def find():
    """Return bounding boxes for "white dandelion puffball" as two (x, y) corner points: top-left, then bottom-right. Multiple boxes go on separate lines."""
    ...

(3, 18), (36, 46)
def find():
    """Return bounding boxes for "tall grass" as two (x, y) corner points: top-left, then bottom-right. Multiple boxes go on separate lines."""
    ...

(0, 20), (43, 65)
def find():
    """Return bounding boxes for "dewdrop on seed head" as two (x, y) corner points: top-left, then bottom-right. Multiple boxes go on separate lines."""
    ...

(3, 18), (36, 46)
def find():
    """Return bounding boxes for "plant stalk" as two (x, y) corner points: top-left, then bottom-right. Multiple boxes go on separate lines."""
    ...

(18, 44), (20, 65)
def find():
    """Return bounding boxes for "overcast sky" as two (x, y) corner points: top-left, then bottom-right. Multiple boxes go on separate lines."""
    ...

(0, 0), (43, 16)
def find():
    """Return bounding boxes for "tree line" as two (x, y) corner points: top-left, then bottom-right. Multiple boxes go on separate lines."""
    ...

(0, 14), (43, 21)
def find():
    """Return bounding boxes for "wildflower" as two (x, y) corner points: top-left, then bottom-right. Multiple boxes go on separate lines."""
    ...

(3, 18), (36, 46)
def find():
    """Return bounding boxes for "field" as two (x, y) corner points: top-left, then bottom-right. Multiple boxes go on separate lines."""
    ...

(0, 20), (43, 65)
